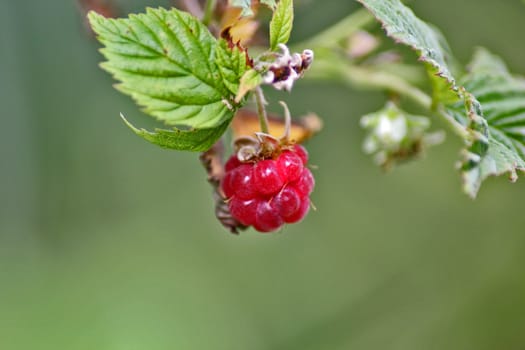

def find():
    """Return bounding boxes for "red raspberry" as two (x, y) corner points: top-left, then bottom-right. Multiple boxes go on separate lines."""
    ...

(229, 164), (257, 199)
(277, 151), (303, 182)
(271, 186), (301, 218)
(221, 147), (314, 233)
(283, 197), (310, 223)
(221, 170), (236, 198)
(229, 197), (259, 226)
(225, 155), (242, 171)
(293, 168), (315, 197)
(293, 144), (309, 165)
(254, 200), (283, 232)
(253, 160), (284, 196)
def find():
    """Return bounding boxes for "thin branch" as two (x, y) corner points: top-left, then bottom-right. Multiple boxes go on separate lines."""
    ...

(254, 86), (270, 134)
(308, 56), (469, 139)
(294, 8), (375, 50)
(202, 0), (217, 25)
(279, 101), (292, 142)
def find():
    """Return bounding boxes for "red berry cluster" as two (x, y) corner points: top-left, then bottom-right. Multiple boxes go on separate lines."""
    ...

(221, 145), (314, 233)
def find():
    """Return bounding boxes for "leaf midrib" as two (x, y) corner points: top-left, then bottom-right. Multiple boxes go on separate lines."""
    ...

(103, 15), (223, 97)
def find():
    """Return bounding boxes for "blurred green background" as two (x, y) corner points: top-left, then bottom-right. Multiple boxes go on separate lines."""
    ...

(2, 1), (525, 349)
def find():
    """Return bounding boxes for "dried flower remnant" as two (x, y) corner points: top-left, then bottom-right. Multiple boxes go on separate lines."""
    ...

(259, 44), (314, 91)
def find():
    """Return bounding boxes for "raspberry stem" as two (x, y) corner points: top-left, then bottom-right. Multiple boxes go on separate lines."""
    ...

(254, 86), (270, 134)
(201, 0), (216, 26)
(279, 101), (292, 143)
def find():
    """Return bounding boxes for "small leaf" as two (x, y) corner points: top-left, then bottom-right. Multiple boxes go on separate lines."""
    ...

(453, 49), (525, 197)
(229, 0), (254, 17)
(235, 69), (262, 102)
(269, 0), (294, 51)
(88, 8), (243, 129)
(216, 39), (249, 96)
(121, 114), (229, 152)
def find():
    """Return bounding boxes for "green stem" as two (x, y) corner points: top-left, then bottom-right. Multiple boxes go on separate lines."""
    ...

(290, 3), (469, 140)
(202, 0), (216, 26)
(294, 8), (375, 50)
(308, 57), (469, 139)
(343, 65), (432, 109)
(435, 107), (469, 139)
(279, 101), (292, 142)
(346, 66), (468, 138)
(254, 87), (269, 134)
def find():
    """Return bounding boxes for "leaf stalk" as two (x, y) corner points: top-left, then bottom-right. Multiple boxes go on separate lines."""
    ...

(254, 86), (270, 134)
(202, 0), (216, 26)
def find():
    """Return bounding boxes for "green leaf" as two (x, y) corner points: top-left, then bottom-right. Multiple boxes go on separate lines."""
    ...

(359, 0), (525, 197)
(88, 8), (241, 129)
(229, 0), (253, 17)
(235, 69), (262, 102)
(453, 49), (525, 197)
(357, 0), (460, 104)
(269, 0), (294, 51)
(215, 39), (249, 96)
(121, 114), (229, 152)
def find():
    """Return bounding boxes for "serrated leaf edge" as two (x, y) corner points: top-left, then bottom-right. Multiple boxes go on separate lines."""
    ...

(120, 113), (228, 152)
(88, 9), (240, 129)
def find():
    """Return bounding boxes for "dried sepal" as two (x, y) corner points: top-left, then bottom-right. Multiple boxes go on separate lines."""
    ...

(200, 141), (247, 234)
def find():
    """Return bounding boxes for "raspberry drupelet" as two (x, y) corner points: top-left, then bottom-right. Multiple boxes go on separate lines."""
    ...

(221, 145), (314, 233)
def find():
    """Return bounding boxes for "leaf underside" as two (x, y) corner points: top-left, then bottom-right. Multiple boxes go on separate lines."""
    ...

(359, 0), (525, 197)
(452, 49), (525, 196)
(357, 0), (458, 102)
